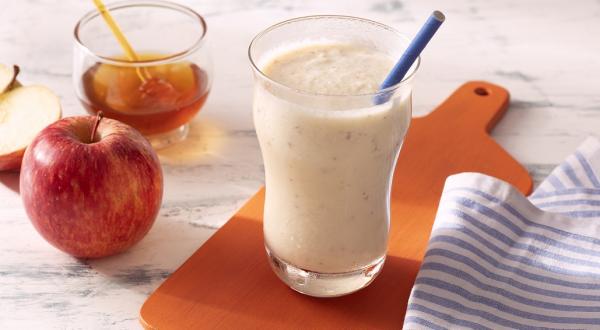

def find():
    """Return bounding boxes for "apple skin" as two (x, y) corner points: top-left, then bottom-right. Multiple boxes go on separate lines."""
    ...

(19, 116), (163, 258)
(0, 149), (24, 171)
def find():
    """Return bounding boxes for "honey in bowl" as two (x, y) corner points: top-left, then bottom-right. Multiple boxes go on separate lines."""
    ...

(80, 53), (210, 135)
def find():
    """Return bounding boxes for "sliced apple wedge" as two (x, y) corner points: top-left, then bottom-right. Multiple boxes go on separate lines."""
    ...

(0, 64), (19, 93)
(0, 85), (61, 171)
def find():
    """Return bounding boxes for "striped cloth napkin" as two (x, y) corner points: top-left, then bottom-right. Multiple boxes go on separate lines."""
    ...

(404, 137), (600, 330)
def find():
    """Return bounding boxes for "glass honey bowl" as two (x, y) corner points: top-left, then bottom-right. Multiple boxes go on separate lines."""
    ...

(73, 0), (212, 148)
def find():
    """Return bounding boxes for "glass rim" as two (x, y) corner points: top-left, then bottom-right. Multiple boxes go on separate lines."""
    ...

(248, 15), (420, 98)
(73, 0), (207, 67)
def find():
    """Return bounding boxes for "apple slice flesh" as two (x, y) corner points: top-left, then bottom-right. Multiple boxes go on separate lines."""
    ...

(0, 86), (61, 170)
(0, 64), (19, 93)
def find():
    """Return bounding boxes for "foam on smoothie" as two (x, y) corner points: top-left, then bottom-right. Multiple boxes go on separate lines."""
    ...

(262, 43), (394, 96)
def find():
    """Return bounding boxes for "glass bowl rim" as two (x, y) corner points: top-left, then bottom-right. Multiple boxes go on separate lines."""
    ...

(73, 0), (207, 67)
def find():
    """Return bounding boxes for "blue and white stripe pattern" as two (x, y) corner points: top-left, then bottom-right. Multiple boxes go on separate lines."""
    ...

(404, 137), (600, 329)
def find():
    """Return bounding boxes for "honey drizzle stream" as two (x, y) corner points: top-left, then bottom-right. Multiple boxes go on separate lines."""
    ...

(92, 0), (151, 82)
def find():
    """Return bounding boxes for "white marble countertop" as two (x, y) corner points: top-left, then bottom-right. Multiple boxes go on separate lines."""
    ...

(1, 0), (599, 328)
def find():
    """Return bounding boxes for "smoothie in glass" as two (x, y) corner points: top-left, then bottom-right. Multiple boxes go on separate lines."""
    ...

(250, 16), (417, 297)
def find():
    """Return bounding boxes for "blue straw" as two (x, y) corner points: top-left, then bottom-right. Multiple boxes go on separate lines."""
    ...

(374, 10), (445, 104)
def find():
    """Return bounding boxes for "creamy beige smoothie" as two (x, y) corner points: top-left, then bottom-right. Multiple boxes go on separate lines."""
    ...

(253, 43), (411, 275)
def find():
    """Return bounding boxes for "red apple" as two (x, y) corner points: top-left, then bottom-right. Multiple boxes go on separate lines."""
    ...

(19, 114), (163, 258)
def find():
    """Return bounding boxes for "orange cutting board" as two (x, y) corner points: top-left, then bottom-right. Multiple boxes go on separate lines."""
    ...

(140, 81), (533, 329)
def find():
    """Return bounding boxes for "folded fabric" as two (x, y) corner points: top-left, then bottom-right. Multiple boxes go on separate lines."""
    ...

(404, 137), (600, 330)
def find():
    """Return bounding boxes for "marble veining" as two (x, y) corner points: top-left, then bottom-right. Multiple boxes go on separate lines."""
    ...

(1, 0), (600, 328)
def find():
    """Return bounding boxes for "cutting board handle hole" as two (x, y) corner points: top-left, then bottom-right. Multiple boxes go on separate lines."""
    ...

(474, 87), (490, 96)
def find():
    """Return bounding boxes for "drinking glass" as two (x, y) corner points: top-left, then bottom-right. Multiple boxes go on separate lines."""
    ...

(249, 15), (418, 297)
(73, 0), (212, 149)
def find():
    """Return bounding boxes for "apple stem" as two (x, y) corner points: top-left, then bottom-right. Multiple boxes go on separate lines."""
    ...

(90, 111), (104, 143)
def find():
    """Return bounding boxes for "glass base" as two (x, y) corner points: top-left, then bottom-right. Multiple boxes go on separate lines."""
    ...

(266, 247), (385, 298)
(145, 124), (189, 149)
